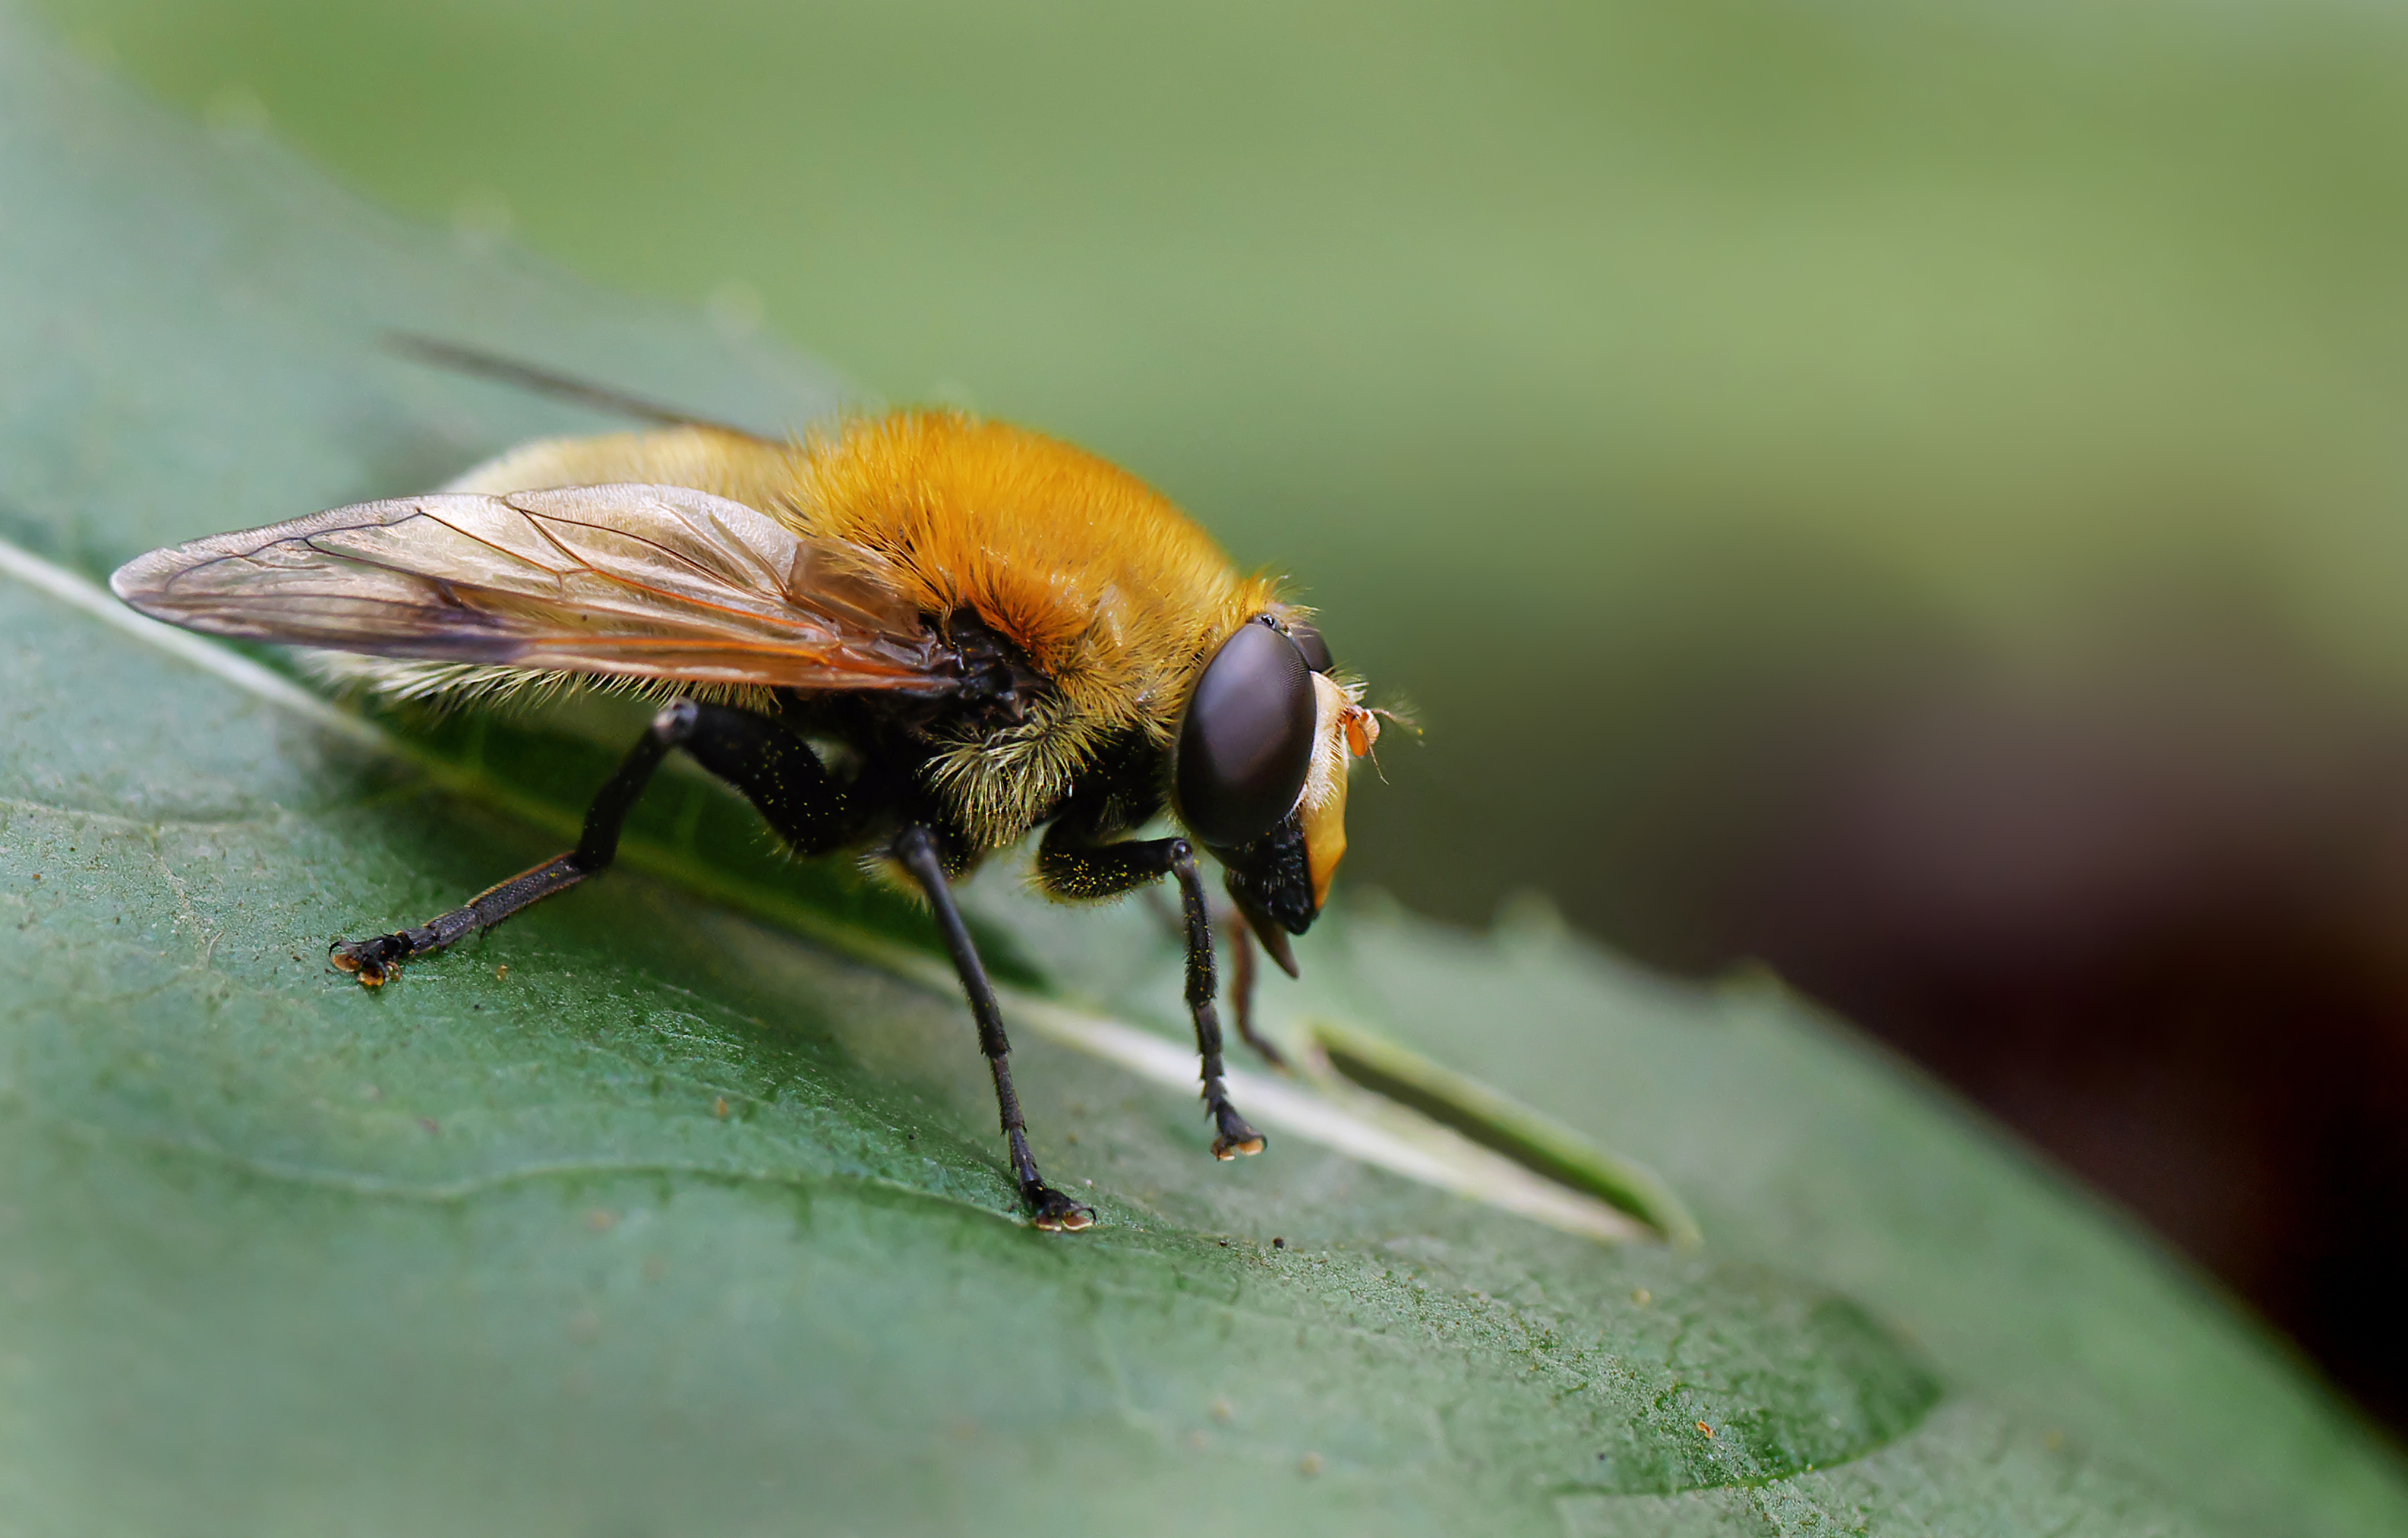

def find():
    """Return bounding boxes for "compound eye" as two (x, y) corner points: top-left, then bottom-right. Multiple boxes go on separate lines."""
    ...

(1287, 621), (1334, 674)
(1177, 620), (1317, 849)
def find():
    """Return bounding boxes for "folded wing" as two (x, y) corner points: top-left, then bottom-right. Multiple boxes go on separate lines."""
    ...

(109, 483), (952, 693)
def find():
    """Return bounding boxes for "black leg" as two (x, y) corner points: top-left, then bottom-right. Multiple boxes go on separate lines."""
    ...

(1144, 891), (1284, 1069)
(1036, 829), (1266, 1159)
(673, 700), (879, 855)
(1166, 842), (1268, 1158)
(1223, 911), (1287, 1069)
(895, 825), (1096, 1232)
(332, 699), (702, 984)
(333, 698), (873, 985)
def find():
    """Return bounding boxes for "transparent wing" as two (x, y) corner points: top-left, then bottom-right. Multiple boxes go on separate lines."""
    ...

(109, 483), (953, 694)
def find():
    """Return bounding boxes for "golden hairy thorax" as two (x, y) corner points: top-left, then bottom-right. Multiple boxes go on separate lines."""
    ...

(446, 412), (1286, 848)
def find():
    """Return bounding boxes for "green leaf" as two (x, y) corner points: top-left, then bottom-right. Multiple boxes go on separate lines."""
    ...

(0, 12), (2402, 1534)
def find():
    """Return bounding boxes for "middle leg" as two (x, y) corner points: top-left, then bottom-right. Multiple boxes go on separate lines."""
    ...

(895, 825), (1096, 1231)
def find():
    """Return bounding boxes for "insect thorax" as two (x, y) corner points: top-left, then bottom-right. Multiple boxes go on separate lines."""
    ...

(872, 609), (1157, 854)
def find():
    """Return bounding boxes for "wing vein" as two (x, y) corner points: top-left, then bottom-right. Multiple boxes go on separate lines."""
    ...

(110, 483), (959, 700)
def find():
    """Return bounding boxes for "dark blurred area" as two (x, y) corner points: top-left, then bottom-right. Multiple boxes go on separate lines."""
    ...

(37, 0), (2408, 1436)
(1615, 604), (2408, 1429)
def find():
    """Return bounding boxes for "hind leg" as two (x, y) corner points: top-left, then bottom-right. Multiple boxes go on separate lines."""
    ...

(333, 698), (871, 982)
(895, 824), (1097, 1232)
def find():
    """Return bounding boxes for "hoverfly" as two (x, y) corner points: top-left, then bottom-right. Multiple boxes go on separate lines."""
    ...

(110, 348), (1384, 1231)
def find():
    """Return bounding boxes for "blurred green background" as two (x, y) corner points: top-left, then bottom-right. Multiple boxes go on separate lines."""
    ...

(38, 0), (2408, 947)
(35, 0), (2408, 1431)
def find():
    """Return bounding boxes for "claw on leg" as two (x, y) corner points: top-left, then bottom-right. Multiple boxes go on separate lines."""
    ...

(329, 935), (407, 987)
(1210, 1103), (1266, 1161)
(1024, 1183), (1097, 1231)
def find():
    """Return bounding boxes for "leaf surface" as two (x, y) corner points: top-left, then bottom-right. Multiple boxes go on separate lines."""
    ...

(1, 15), (2403, 1536)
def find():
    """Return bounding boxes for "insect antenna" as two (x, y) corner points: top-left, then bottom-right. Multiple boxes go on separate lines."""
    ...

(384, 333), (761, 435)
(1362, 701), (1421, 783)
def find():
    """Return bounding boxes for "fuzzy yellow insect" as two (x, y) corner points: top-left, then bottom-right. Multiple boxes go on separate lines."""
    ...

(113, 360), (1383, 1232)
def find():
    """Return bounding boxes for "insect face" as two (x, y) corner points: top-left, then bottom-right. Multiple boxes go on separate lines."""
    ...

(1178, 617), (1371, 971)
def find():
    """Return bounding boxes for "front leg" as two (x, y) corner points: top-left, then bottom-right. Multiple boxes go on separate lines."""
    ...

(1037, 831), (1266, 1160)
(332, 698), (876, 984)
(1222, 911), (1287, 1069)
(331, 699), (701, 983)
